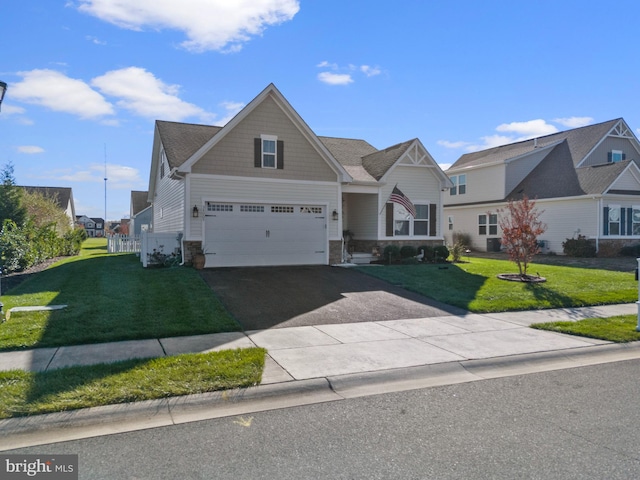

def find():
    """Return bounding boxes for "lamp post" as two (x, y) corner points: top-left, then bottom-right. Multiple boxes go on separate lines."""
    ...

(0, 81), (7, 111)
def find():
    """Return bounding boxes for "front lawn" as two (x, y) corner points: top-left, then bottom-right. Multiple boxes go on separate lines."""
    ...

(0, 348), (266, 419)
(357, 257), (637, 312)
(0, 239), (240, 351)
(532, 315), (640, 343)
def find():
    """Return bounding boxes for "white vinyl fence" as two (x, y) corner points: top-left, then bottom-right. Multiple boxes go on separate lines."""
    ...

(107, 234), (141, 253)
(140, 231), (183, 267)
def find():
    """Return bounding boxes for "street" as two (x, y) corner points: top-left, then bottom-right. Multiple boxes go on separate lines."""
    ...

(8, 359), (640, 479)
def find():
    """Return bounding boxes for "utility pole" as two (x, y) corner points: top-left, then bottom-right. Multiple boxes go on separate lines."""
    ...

(104, 144), (108, 224)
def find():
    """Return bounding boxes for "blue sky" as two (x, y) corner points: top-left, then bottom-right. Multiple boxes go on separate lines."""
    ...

(2, 0), (640, 221)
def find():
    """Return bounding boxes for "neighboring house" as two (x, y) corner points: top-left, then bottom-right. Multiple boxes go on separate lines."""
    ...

(147, 83), (452, 267)
(21, 186), (76, 228)
(129, 190), (152, 235)
(444, 118), (640, 255)
(76, 215), (105, 237)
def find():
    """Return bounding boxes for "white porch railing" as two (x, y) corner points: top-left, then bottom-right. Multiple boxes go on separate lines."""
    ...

(107, 234), (141, 253)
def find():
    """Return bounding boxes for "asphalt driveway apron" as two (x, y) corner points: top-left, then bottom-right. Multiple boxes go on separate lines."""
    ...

(199, 265), (467, 330)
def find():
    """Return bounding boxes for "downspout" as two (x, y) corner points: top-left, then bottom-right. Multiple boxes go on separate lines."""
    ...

(596, 197), (602, 253)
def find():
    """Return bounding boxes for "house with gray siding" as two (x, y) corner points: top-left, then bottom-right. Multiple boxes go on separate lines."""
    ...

(147, 83), (452, 267)
(444, 118), (640, 255)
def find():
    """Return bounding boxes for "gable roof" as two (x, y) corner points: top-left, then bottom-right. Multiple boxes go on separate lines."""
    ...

(20, 186), (73, 210)
(449, 118), (623, 172)
(177, 83), (351, 182)
(131, 190), (151, 216)
(156, 121), (222, 169)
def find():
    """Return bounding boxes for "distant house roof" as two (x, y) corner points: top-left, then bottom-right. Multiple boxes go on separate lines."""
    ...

(449, 119), (621, 171)
(20, 186), (73, 210)
(448, 118), (640, 201)
(131, 190), (151, 216)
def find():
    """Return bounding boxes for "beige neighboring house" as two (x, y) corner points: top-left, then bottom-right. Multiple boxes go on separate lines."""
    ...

(21, 186), (76, 228)
(444, 118), (640, 255)
(147, 83), (453, 267)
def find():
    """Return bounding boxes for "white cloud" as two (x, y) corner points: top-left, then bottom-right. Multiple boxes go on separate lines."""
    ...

(77, 0), (300, 53)
(86, 35), (107, 45)
(318, 72), (353, 86)
(495, 119), (558, 138)
(91, 67), (214, 122)
(49, 163), (142, 189)
(317, 61), (383, 85)
(437, 162), (452, 171)
(17, 146), (45, 154)
(218, 101), (245, 125)
(360, 65), (381, 77)
(11, 69), (115, 119)
(437, 140), (470, 149)
(553, 116), (594, 128)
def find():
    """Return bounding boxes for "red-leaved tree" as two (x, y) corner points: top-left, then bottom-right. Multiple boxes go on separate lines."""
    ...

(497, 196), (546, 277)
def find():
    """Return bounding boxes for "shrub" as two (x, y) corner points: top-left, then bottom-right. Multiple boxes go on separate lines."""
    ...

(383, 245), (401, 263)
(434, 245), (450, 262)
(400, 245), (417, 259)
(452, 232), (472, 250)
(562, 235), (597, 257)
(450, 241), (467, 263)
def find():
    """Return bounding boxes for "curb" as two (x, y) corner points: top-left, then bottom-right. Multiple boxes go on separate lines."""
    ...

(2, 342), (640, 451)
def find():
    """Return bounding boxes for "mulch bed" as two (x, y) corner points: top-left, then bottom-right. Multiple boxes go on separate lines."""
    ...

(0, 257), (65, 294)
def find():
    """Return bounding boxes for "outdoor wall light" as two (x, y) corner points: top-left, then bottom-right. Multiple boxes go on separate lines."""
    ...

(0, 81), (7, 112)
(192, 205), (199, 218)
(332, 209), (339, 221)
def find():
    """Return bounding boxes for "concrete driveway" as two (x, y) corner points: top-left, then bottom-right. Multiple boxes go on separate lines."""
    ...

(199, 265), (468, 330)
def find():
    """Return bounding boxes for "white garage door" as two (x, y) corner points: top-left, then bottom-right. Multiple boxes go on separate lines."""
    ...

(203, 202), (327, 267)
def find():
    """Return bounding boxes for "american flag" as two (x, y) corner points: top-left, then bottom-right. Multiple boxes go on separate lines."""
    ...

(389, 186), (417, 217)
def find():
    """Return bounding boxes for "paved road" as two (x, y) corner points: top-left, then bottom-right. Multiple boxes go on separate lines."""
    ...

(10, 359), (640, 479)
(199, 265), (467, 330)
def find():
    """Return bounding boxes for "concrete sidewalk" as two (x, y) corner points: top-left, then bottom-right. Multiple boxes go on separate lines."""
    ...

(1, 303), (636, 382)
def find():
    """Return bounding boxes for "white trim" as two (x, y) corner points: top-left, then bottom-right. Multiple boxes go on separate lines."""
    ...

(379, 139), (453, 188)
(188, 172), (339, 187)
(260, 134), (278, 169)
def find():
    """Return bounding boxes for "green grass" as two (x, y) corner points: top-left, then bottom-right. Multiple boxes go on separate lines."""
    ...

(0, 238), (240, 351)
(0, 348), (266, 419)
(532, 315), (640, 343)
(357, 257), (637, 313)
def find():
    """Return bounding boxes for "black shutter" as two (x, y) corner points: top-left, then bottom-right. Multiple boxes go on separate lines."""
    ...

(627, 207), (633, 235)
(254, 138), (261, 168)
(429, 204), (437, 236)
(603, 207), (609, 235)
(623, 153), (627, 161)
(608, 152), (612, 163)
(621, 207), (627, 235)
(277, 140), (284, 169)
(386, 203), (393, 236)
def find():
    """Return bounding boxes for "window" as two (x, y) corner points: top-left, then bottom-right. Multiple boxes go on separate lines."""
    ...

(603, 205), (640, 236)
(449, 174), (467, 195)
(160, 149), (167, 178)
(262, 137), (276, 168)
(387, 203), (433, 236)
(479, 213), (497, 235)
(608, 150), (625, 163)
(255, 136), (283, 169)
(448, 216), (454, 231)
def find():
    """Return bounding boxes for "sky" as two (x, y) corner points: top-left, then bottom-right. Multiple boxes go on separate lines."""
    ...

(2, 1), (640, 221)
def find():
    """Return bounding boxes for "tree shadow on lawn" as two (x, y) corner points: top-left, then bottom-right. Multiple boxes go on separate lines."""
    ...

(522, 281), (575, 308)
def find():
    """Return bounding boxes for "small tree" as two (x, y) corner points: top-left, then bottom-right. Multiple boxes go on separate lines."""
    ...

(497, 196), (546, 277)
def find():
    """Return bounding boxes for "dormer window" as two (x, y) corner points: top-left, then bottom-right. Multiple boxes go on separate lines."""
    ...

(609, 150), (625, 163)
